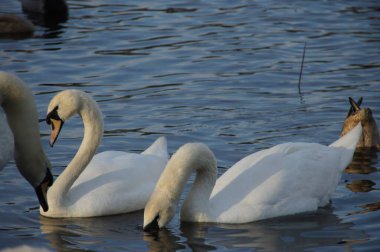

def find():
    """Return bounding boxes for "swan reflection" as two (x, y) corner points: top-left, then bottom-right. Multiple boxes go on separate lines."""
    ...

(40, 211), (145, 251)
(180, 208), (368, 251)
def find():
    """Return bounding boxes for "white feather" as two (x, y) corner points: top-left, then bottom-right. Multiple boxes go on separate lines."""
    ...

(42, 90), (168, 217)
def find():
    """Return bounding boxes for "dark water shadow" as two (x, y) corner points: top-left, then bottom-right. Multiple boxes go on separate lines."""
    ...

(180, 208), (368, 251)
(143, 228), (186, 251)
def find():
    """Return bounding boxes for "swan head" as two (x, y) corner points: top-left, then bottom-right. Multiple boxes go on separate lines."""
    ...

(46, 90), (85, 147)
(143, 190), (176, 232)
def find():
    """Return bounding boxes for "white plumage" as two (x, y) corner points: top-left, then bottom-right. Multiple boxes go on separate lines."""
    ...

(42, 90), (168, 217)
(144, 124), (362, 229)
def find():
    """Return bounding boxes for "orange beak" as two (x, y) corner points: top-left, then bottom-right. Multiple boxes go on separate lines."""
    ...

(49, 118), (63, 147)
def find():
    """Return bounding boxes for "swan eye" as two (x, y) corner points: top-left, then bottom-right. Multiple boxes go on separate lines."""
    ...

(46, 106), (60, 125)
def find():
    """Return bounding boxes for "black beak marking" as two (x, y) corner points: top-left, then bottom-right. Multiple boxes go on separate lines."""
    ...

(143, 215), (160, 232)
(35, 168), (54, 212)
(46, 106), (59, 125)
(46, 106), (64, 147)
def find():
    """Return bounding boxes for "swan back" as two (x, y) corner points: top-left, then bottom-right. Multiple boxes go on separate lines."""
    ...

(144, 143), (216, 230)
(208, 126), (362, 224)
(340, 97), (379, 149)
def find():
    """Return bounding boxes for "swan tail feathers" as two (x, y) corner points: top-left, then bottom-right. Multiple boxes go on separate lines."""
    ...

(142, 136), (169, 159)
(329, 123), (362, 170)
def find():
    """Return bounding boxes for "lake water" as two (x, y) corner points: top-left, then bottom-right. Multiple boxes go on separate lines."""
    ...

(0, 0), (379, 251)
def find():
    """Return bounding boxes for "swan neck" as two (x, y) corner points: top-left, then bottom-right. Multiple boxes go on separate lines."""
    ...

(0, 73), (49, 187)
(181, 160), (217, 219)
(158, 143), (217, 217)
(50, 97), (103, 205)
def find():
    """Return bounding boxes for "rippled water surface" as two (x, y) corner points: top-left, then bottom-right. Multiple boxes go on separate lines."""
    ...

(1, 0), (379, 251)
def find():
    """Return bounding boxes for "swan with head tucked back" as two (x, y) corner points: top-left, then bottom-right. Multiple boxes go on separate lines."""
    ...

(341, 97), (379, 149)
(143, 124), (362, 230)
(42, 89), (168, 217)
(0, 71), (53, 211)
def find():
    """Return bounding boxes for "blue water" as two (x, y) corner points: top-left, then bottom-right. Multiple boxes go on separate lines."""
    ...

(0, 0), (379, 251)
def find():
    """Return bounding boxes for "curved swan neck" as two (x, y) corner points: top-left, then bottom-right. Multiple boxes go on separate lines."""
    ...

(50, 92), (103, 205)
(0, 72), (49, 187)
(156, 143), (217, 218)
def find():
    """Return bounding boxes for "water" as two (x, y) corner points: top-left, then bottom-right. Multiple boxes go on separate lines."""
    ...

(0, 0), (379, 251)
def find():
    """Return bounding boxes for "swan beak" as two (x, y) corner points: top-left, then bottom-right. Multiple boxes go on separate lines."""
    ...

(35, 168), (54, 212)
(49, 118), (64, 147)
(143, 215), (160, 232)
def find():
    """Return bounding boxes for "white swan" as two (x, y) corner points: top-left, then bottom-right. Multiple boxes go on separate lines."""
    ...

(42, 89), (168, 217)
(0, 71), (53, 211)
(143, 124), (362, 230)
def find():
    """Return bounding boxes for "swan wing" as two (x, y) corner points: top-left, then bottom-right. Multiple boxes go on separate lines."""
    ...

(210, 142), (348, 223)
(142, 136), (168, 159)
(66, 152), (167, 217)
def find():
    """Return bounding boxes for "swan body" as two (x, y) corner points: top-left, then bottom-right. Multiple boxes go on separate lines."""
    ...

(42, 89), (168, 218)
(341, 97), (379, 149)
(0, 71), (53, 211)
(144, 124), (362, 230)
(0, 14), (34, 34)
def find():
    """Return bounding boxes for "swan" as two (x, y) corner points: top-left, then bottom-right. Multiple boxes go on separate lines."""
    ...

(42, 89), (168, 217)
(0, 71), (53, 211)
(143, 123), (362, 230)
(21, 0), (68, 16)
(0, 14), (35, 34)
(341, 97), (379, 149)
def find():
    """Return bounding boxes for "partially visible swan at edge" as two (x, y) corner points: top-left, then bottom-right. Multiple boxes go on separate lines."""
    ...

(143, 123), (362, 230)
(0, 71), (53, 211)
(0, 14), (35, 34)
(0, 0), (68, 35)
(42, 89), (168, 217)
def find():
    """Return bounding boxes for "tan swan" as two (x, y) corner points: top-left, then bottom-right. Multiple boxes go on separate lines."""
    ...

(341, 97), (379, 149)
